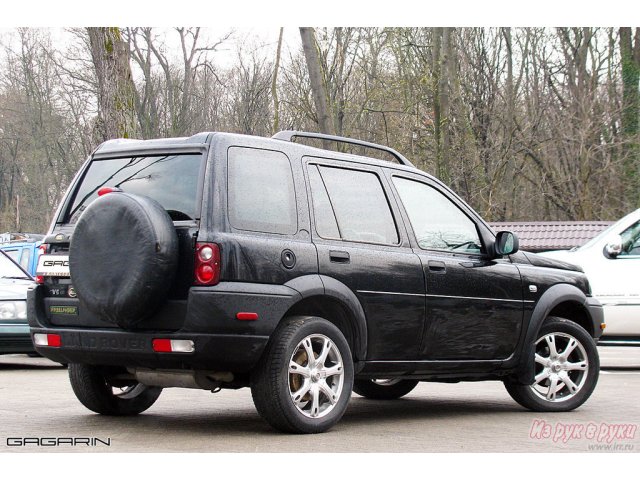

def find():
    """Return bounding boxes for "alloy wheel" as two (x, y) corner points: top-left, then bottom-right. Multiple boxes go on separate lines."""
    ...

(530, 332), (589, 402)
(288, 334), (345, 418)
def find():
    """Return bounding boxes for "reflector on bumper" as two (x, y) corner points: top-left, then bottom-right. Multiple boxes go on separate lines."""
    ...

(152, 339), (195, 353)
(33, 333), (61, 347)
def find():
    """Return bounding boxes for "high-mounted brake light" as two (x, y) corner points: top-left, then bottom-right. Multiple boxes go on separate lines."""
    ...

(97, 186), (122, 196)
(194, 243), (220, 286)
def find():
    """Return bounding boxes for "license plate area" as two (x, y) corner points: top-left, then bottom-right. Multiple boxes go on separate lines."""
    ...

(36, 254), (70, 277)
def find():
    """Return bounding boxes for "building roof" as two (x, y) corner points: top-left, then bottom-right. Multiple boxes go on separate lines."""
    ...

(488, 221), (614, 252)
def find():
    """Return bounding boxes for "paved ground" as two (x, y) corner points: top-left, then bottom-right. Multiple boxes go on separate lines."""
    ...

(1, 347), (638, 453)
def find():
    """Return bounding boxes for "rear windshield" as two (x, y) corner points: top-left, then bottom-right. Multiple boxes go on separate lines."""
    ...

(65, 154), (204, 223)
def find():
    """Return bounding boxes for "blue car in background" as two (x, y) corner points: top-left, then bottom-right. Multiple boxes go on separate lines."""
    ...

(0, 233), (44, 277)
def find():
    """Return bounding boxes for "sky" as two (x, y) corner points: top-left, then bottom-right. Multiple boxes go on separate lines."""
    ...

(0, 0), (635, 28)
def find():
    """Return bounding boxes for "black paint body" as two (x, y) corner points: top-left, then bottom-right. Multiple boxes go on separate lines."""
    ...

(28, 132), (603, 384)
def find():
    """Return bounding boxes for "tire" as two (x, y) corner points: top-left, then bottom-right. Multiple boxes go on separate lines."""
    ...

(69, 192), (178, 329)
(251, 316), (354, 434)
(504, 317), (599, 412)
(68, 363), (162, 416)
(353, 378), (419, 400)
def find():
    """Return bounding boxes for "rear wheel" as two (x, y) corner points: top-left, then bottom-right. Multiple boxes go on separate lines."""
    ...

(68, 363), (162, 416)
(504, 317), (599, 412)
(251, 316), (354, 433)
(353, 378), (419, 400)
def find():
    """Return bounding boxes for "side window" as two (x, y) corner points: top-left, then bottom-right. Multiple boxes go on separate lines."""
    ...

(312, 165), (399, 245)
(20, 248), (30, 271)
(619, 220), (640, 257)
(393, 177), (482, 254)
(307, 165), (340, 239)
(3, 249), (20, 263)
(227, 147), (297, 235)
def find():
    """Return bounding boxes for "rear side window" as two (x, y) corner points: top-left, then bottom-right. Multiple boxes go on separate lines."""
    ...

(67, 154), (204, 223)
(307, 166), (340, 239)
(310, 165), (399, 245)
(227, 147), (297, 235)
(20, 248), (30, 271)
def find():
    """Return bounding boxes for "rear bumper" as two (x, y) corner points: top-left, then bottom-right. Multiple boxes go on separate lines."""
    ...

(28, 281), (302, 372)
(30, 327), (268, 372)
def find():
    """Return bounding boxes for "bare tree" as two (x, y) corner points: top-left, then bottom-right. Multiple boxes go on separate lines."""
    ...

(272, 27), (284, 133)
(87, 27), (139, 140)
(620, 27), (640, 202)
(300, 27), (335, 144)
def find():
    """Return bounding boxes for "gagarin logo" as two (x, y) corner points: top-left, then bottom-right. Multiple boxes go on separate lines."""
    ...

(6, 437), (111, 447)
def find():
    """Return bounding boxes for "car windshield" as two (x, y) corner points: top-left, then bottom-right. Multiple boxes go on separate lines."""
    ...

(66, 153), (204, 223)
(577, 212), (640, 251)
(0, 252), (30, 280)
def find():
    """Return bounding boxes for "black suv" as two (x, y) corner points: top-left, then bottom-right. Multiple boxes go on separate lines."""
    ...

(29, 131), (603, 433)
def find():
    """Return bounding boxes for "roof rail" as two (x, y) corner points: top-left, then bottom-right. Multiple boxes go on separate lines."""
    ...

(272, 130), (415, 168)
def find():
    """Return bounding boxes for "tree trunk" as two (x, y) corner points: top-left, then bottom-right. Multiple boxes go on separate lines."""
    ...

(432, 27), (453, 182)
(503, 27), (516, 220)
(432, 28), (443, 178)
(272, 27), (284, 133)
(620, 27), (640, 204)
(300, 27), (335, 146)
(87, 27), (140, 141)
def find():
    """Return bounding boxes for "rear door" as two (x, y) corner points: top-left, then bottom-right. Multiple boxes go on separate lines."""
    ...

(305, 158), (425, 361)
(390, 173), (524, 361)
(213, 145), (317, 285)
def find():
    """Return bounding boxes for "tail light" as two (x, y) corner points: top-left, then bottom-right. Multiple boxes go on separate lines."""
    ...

(36, 244), (49, 284)
(194, 243), (220, 286)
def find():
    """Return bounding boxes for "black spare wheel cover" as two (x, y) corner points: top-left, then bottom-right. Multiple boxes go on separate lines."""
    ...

(70, 192), (179, 328)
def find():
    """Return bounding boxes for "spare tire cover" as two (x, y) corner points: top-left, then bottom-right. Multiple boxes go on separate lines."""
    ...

(70, 192), (179, 328)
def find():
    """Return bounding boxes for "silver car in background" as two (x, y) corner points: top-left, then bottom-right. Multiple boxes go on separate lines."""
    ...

(541, 208), (640, 345)
(0, 250), (35, 354)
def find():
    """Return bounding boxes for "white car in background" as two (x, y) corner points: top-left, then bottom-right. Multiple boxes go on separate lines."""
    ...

(541, 209), (640, 345)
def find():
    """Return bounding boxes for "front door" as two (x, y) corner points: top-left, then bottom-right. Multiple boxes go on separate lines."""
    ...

(390, 174), (524, 361)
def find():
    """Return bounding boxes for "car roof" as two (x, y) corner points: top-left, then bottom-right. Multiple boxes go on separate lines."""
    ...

(90, 131), (489, 231)
(94, 131), (429, 177)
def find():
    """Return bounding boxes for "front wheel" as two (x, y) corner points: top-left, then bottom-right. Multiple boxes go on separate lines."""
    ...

(353, 378), (419, 400)
(68, 363), (162, 416)
(504, 317), (599, 412)
(251, 316), (354, 433)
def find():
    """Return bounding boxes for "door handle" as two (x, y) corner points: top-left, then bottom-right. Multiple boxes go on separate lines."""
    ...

(428, 260), (446, 273)
(330, 250), (350, 263)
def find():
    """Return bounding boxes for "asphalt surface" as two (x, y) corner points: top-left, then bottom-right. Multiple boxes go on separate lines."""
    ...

(1, 347), (638, 453)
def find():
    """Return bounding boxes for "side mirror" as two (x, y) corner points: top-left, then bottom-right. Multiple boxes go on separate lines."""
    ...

(604, 234), (623, 258)
(495, 231), (519, 257)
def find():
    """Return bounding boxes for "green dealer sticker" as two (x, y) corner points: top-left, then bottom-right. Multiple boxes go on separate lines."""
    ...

(50, 306), (78, 315)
